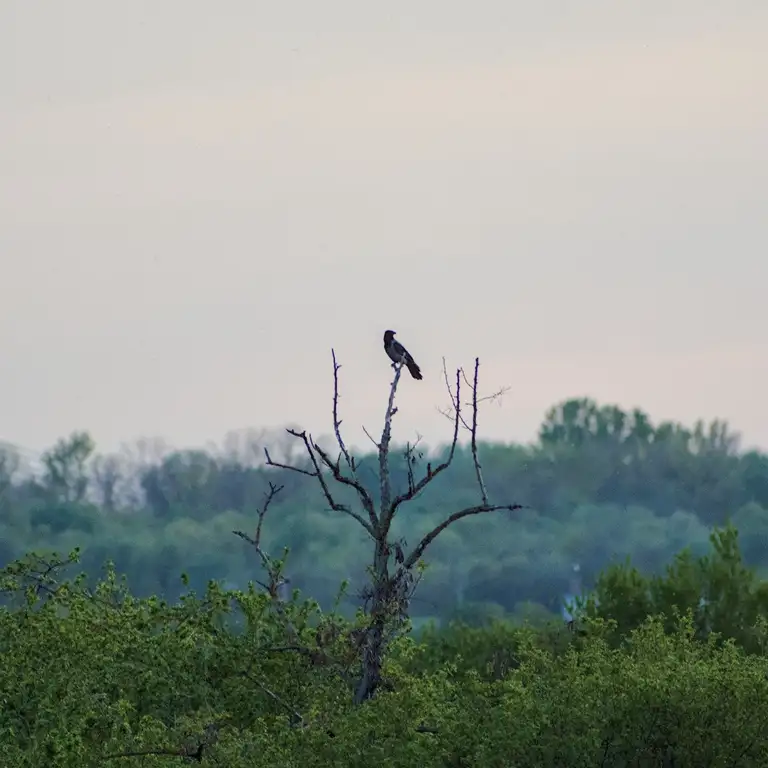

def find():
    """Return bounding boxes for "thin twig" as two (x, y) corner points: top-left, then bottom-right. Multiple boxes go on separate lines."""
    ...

(437, 358), (509, 425)
(469, 358), (489, 506)
(388, 368), (462, 520)
(439, 357), (471, 430)
(331, 348), (356, 477)
(475, 386), (511, 405)
(233, 481), (285, 574)
(362, 424), (380, 449)
(256, 482), (283, 548)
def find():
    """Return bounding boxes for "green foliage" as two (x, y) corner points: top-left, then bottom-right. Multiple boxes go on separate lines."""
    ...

(0, 551), (336, 766)
(437, 616), (768, 766)
(4, 549), (768, 766)
(586, 525), (768, 652)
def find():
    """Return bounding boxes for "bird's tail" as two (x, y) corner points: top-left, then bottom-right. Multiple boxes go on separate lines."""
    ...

(406, 360), (423, 380)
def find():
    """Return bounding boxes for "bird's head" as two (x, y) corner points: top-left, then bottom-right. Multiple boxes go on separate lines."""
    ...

(384, 329), (396, 341)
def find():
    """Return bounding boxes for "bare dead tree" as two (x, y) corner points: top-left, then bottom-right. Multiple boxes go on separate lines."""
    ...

(256, 346), (522, 704)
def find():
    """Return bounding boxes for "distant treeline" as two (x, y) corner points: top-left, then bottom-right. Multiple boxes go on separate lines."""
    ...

(2, 397), (768, 623)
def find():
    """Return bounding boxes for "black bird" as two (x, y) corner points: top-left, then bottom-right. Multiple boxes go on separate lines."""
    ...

(383, 330), (423, 380)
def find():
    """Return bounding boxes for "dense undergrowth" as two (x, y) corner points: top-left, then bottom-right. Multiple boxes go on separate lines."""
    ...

(3, 525), (768, 767)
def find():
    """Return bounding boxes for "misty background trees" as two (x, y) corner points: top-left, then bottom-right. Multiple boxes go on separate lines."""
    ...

(2, 396), (767, 626)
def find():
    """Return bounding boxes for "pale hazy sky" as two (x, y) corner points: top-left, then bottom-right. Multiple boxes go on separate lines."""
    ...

(2, 1), (767, 459)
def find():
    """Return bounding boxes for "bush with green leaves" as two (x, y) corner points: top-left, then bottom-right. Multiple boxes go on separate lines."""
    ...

(584, 525), (768, 653)
(4, 546), (768, 767)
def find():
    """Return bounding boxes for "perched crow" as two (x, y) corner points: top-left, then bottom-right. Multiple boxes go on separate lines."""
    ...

(383, 330), (423, 380)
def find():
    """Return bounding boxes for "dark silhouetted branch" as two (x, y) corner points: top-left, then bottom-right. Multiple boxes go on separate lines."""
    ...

(403, 436), (424, 496)
(468, 357), (488, 505)
(232, 481), (284, 574)
(404, 502), (524, 570)
(331, 348), (355, 475)
(388, 368), (462, 521)
(265, 428), (374, 536)
(312, 440), (377, 529)
(377, 358), (405, 525)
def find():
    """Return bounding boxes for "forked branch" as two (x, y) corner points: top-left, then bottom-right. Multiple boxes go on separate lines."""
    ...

(438, 356), (510, 505)
(233, 481), (288, 596)
(396, 357), (522, 567)
(469, 357), (489, 505)
(265, 428), (375, 536)
(331, 348), (357, 477)
(387, 368), (462, 522)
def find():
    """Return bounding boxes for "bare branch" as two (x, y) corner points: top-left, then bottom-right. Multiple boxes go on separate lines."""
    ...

(263, 445), (316, 477)
(331, 348), (356, 476)
(475, 385), (511, 406)
(439, 357), (509, 505)
(438, 357), (509, 426)
(468, 357), (489, 506)
(378, 358), (406, 528)
(255, 482), (282, 548)
(440, 356), (471, 431)
(361, 424), (380, 449)
(233, 481), (285, 575)
(403, 436), (424, 496)
(404, 503), (524, 570)
(232, 530), (271, 575)
(266, 428), (375, 536)
(388, 367), (462, 519)
(312, 438), (377, 529)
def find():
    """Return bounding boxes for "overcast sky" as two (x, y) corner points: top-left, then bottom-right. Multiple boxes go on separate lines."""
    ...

(2, 1), (767, 459)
